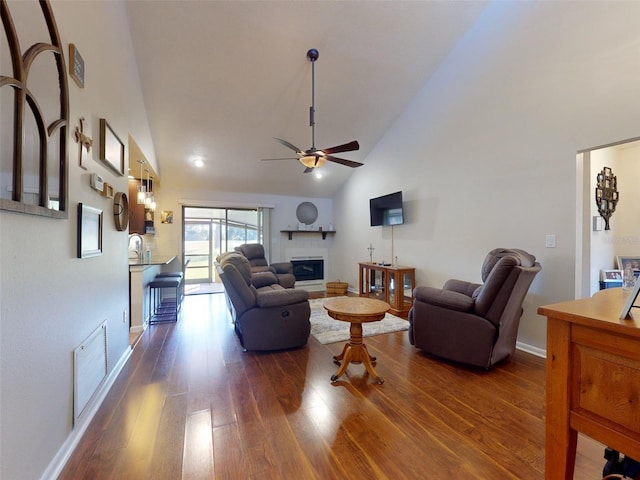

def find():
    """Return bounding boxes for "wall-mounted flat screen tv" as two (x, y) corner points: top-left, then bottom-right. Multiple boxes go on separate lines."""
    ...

(370, 191), (404, 226)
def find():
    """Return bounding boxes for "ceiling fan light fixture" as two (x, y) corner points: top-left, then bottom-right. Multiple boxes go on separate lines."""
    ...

(300, 155), (326, 169)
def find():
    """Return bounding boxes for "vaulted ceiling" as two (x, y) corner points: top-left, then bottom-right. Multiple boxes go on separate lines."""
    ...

(124, 1), (488, 197)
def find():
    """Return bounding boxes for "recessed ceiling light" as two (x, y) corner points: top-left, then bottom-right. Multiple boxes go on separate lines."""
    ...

(192, 158), (205, 168)
(314, 172), (323, 179)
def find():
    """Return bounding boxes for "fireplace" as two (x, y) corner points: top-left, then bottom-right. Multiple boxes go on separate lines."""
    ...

(286, 247), (328, 292)
(291, 259), (324, 282)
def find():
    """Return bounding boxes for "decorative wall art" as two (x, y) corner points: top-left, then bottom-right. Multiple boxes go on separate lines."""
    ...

(69, 43), (84, 88)
(296, 201), (318, 225)
(161, 211), (173, 224)
(77, 203), (103, 258)
(1, 0), (69, 217)
(595, 166), (618, 230)
(74, 117), (93, 170)
(99, 119), (125, 176)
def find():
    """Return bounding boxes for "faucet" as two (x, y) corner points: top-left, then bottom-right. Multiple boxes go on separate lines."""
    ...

(128, 234), (144, 259)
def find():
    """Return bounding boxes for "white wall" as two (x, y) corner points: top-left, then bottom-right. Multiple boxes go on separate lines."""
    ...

(332, 1), (640, 350)
(0, 2), (156, 479)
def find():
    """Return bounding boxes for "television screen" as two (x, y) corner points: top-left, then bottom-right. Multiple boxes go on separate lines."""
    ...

(370, 191), (404, 226)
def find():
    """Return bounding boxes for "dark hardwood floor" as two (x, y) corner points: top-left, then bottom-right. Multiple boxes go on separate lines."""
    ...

(59, 293), (605, 479)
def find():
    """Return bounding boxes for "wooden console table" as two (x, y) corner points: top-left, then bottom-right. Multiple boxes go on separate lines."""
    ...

(358, 262), (415, 317)
(537, 288), (640, 479)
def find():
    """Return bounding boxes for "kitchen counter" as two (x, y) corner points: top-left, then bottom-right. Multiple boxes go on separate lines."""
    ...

(128, 255), (176, 268)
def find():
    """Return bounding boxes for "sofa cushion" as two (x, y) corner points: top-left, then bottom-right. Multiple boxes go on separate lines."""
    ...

(238, 243), (270, 268)
(413, 286), (475, 312)
(219, 252), (252, 285)
(256, 288), (309, 308)
(251, 271), (279, 288)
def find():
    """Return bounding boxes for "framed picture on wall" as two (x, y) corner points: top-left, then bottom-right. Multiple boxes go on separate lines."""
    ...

(99, 119), (125, 176)
(77, 203), (103, 258)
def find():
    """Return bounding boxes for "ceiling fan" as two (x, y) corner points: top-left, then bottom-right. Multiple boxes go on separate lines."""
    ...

(262, 48), (363, 173)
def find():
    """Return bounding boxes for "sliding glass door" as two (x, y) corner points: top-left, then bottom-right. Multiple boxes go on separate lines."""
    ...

(183, 206), (264, 284)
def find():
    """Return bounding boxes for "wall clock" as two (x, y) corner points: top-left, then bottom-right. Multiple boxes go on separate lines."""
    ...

(595, 166), (618, 231)
(113, 192), (129, 231)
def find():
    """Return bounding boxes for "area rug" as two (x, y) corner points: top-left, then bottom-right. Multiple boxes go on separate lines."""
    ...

(309, 297), (409, 345)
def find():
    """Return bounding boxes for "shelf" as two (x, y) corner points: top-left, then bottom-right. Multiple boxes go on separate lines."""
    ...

(281, 230), (335, 240)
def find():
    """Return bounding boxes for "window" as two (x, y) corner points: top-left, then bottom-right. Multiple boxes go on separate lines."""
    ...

(182, 206), (267, 283)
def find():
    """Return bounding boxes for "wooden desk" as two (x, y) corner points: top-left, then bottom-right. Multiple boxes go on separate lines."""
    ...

(537, 288), (640, 479)
(358, 262), (415, 317)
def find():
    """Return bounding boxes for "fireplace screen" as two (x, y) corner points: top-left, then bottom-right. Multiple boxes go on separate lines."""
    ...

(291, 259), (324, 281)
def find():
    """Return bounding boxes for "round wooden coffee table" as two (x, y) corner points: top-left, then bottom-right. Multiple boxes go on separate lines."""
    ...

(323, 297), (390, 384)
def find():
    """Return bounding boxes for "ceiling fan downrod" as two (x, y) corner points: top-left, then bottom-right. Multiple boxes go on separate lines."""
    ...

(307, 48), (319, 150)
(265, 47), (361, 172)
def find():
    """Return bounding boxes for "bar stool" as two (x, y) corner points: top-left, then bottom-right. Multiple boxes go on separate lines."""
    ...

(155, 271), (184, 305)
(148, 276), (181, 323)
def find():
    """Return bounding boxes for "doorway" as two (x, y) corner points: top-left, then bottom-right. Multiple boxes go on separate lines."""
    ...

(577, 137), (640, 298)
(182, 206), (264, 292)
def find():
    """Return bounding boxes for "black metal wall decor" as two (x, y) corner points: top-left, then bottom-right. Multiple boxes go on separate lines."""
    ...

(595, 166), (618, 230)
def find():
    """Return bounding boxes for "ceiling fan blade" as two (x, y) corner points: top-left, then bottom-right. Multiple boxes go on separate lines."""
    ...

(303, 167), (314, 173)
(325, 155), (364, 168)
(274, 138), (304, 154)
(322, 140), (360, 155)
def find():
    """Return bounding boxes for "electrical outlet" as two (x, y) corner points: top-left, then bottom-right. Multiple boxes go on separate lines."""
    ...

(123, 309), (127, 323)
(545, 234), (556, 248)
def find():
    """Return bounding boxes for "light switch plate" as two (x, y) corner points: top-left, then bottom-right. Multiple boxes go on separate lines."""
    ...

(545, 234), (556, 248)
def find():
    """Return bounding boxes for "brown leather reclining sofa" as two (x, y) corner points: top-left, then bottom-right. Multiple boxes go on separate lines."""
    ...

(216, 252), (310, 351)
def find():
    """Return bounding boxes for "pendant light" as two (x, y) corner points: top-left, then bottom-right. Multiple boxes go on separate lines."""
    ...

(144, 169), (153, 208)
(145, 171), (156, 212)
(136, 160), (146, 204)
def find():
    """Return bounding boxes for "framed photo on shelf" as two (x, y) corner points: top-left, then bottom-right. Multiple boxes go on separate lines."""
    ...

(77, 203), (103, 258)
(99, 119), (125, 176)
(620, 275), (640, 319)
(601, 269), (623, 282)
(616, 256), (640, 272)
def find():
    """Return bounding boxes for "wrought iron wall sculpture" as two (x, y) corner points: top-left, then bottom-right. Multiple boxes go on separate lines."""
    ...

(595, 166), (618, 231)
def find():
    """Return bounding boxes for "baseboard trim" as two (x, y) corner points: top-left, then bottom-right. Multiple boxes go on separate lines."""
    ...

(130, 321), (147, 335)
(516, 341), (547, 359)
(40, 345), (132, 480)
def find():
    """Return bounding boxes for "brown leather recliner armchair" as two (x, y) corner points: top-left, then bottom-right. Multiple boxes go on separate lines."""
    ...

(235, 243), (296, 289)
(408, 248), (541, 369)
